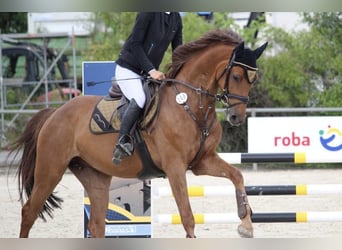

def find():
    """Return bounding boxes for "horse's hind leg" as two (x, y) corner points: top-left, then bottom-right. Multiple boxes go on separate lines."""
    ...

(20, 165), (65, 237)
(69, 161), (112, 238)
(191, 154), (253, 238)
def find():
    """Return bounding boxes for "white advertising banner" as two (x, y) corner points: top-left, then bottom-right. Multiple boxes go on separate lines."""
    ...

(248, 116), (342, 154)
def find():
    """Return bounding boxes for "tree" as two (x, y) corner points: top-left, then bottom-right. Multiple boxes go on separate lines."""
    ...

(83, 12), (236, 70)
(0, 12), (27, 33)
(251, 27), (312, 107)
(82, 12), (136, 61)
(253, 13), (342, 108)
(302, 13), (342, 107)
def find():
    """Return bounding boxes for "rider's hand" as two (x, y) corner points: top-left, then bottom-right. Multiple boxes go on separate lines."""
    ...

(149, 69), (165, 80)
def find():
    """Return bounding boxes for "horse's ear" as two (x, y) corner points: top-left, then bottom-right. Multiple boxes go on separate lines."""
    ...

(254, 42), (268, 59)
(235, 41), (245, 54)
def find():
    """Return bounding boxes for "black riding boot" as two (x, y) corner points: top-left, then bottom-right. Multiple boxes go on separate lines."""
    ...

(112, 99), (142, 164)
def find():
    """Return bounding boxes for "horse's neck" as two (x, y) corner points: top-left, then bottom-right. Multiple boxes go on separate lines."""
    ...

(176, 44), (232, 91)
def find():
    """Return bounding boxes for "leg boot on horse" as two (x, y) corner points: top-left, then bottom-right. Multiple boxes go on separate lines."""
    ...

(112, 98), (142, 164)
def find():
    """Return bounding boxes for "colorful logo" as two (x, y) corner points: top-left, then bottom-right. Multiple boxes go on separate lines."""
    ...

(319, 125), (342, 151)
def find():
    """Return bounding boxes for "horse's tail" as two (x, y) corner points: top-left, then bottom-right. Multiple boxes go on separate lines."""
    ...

(10, 107), (62, 221)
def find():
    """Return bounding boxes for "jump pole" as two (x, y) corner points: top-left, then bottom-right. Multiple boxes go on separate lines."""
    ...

(218, 152), (342, 164)
(155, 212), (342, 224)
(153, 184), (342, 197)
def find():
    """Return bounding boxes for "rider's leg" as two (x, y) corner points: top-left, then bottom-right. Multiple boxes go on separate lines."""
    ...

(112, 99), (142, 164)
(112, 64), (145, 164)
(114, 64), (146, 108)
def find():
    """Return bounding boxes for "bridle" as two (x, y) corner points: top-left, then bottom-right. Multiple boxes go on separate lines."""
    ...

(215, 48), (257, 108)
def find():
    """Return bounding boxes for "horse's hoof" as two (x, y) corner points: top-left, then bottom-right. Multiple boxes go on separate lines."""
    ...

(237, 225), (254, 238)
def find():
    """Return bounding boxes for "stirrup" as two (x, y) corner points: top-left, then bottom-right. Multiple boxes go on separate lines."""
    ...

(112, 136), (134, 164)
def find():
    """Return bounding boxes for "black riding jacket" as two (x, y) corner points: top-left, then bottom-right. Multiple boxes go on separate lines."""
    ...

(116, 12), (183, 75)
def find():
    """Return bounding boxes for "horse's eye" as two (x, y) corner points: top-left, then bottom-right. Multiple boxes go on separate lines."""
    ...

(232, 74), (241, 82)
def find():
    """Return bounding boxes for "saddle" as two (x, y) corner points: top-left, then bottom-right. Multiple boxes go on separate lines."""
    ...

(89, 78), (160, 134)
(89, 77), (166, 179)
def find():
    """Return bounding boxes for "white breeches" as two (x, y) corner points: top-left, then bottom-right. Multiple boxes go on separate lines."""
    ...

(115, 64), (146, 108)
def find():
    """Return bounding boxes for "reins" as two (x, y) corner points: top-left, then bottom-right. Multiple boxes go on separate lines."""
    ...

(147, 51), (253, 168)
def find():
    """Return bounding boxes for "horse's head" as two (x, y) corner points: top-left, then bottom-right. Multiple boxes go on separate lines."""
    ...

(217, 41), (268, 126)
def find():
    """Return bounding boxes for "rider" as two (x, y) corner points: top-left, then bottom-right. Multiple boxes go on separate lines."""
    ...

(112, 12), (183, 164)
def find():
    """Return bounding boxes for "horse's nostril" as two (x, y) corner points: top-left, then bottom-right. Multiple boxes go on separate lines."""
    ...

(230, 115), (237, 122)
(227, 110), (246, 126)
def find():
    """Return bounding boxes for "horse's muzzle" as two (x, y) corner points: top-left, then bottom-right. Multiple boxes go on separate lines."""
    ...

(226, 108), (247, 126)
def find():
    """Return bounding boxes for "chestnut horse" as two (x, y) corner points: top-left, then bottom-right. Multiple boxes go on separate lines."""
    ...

(11, 29), (267, 238)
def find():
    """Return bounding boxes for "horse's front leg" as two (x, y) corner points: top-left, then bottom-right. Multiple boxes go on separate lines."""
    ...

(192, 153), (253, 238)
(166, 167), (196, 238)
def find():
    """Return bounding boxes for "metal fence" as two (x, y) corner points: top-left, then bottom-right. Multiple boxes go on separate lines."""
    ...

(0, 32), (78, 147)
